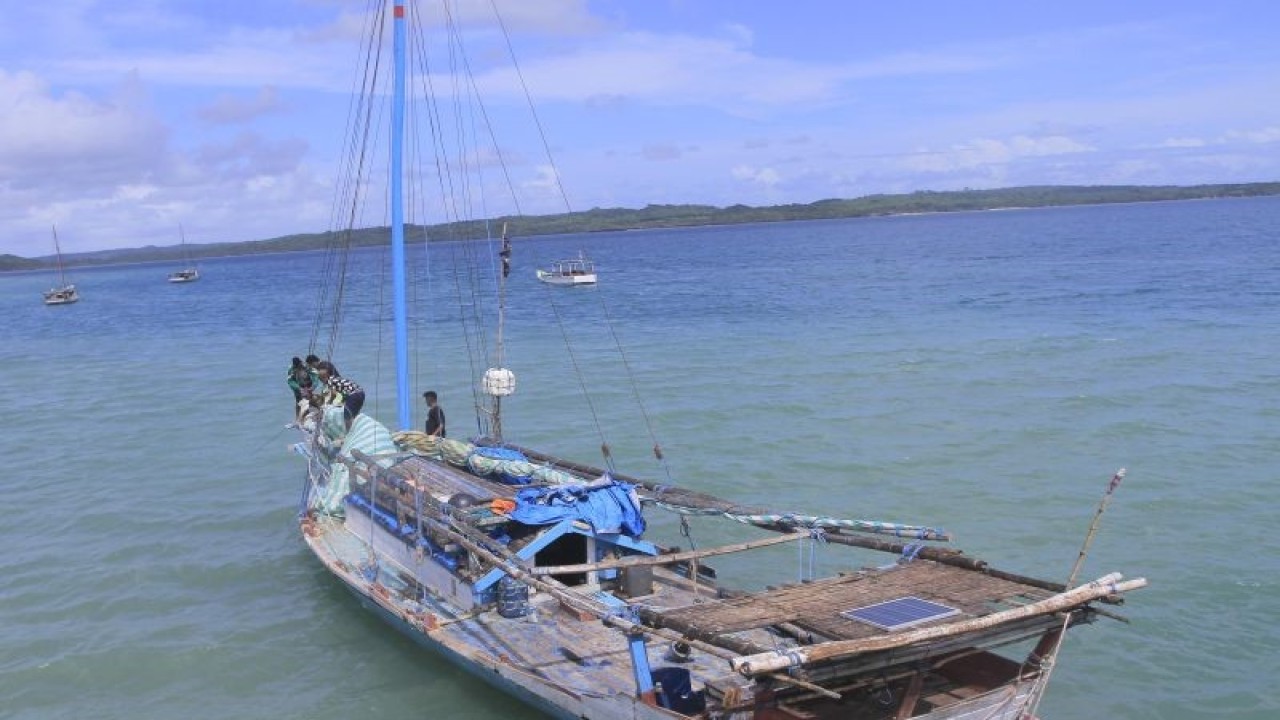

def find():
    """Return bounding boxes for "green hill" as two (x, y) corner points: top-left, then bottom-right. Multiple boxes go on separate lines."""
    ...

(5, 182), (1278, 271)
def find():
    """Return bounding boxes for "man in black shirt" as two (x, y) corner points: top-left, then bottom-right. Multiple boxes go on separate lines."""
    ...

(423, 390), (446, 437)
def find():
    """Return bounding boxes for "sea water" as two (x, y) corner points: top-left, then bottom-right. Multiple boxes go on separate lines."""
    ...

(0, 196), (1276, 719)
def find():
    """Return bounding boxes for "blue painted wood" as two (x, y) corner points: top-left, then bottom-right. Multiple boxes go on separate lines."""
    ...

(389, 0), (410, 429)
(627, 632), (654, 697)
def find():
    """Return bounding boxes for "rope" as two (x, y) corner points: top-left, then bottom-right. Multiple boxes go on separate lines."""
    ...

(679, 515), (701, 602)
(809, 528), (827, 580)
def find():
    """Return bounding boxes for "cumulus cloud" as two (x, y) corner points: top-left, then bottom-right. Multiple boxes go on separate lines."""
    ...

(0, 70), (164, 171)
(0, 68), (169, 221)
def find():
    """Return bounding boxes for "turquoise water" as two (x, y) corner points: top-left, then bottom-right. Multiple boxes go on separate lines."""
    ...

(1, 197), (1276, 719)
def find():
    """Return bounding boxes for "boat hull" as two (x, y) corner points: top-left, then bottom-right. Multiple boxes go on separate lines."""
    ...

(536, 269), (597, 285)
(300, 499), (1046, 720)
(43, 287), (79, 305)
(302, 516), (685, 720)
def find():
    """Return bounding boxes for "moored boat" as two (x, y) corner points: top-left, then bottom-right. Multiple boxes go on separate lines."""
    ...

(167, 224), (200, 283)
(42, 225), (79, 305)
(537, 251), (597, 285)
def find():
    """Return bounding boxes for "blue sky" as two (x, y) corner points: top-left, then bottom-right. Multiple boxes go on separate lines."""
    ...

(2, 0), (1278, 255)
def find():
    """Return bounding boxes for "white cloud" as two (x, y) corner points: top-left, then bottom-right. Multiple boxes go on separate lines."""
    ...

(0, 70), (165, 172)
(1222, 126), (1280, 144)
(902, 135), (1094, 174)
(421, 0), (602, 34)
(474, 31), (874, 110)
(732, 164), (781, 187)
(0, 68), (170, 234)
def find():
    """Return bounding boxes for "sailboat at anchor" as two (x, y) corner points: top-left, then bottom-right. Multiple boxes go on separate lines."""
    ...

(287, 3), (1147, 718)
(42, 225), (79, 305)
(167, 224), (200, 283)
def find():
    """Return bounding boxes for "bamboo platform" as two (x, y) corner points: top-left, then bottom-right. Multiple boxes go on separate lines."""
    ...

(653, 560), (1055, 644)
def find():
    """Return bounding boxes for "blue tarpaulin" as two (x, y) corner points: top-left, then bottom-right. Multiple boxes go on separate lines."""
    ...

(509, 475), (646, 537)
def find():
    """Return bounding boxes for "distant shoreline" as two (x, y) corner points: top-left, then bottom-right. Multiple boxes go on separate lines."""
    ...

(4, 182), (1278, 272)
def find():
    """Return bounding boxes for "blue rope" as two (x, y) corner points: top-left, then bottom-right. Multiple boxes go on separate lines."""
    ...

(808, 528), (827, 579)
(900, 542), (924, 563)
(797, 534), (804, 582)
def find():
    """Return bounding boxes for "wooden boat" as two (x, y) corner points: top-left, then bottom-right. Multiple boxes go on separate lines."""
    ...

(289, 3), (1145, 718)
(167, 224), (200, 283)
(537, 251), (597, 285)
(42, 225), (79, 305)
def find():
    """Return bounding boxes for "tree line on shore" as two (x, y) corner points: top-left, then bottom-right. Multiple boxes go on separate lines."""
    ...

(5, 182), (1278, 271)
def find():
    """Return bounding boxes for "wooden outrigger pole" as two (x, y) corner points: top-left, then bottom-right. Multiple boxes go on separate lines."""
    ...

(1025, 468), (1129, 715)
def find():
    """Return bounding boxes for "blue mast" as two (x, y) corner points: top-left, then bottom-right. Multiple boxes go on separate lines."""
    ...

(390, 0), (411, 430)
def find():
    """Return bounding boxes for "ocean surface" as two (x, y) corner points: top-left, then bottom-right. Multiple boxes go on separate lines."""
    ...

(1, 196), (1276, 720)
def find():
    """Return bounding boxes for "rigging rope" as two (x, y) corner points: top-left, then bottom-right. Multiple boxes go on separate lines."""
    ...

(311, 0), (684, 485)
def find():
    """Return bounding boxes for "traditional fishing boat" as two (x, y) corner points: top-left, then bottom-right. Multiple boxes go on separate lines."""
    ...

(289, 3), (1145, 718)
(42, 225), (79, 305)
(167, 224), (200, 283)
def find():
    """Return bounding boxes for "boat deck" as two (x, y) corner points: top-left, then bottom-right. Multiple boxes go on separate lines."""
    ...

(655, 560), (1055, 644)
(368, 452), (1067, 662)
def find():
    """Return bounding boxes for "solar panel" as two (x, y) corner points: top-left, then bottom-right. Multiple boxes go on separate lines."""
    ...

(841, 596), (961, 631)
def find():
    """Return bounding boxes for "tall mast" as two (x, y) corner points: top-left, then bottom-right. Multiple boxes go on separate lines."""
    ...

(390, 0), (411, 430)
(51, 225), (67, 286)
(482, 227), (516, 440)
(494, 225), (510, 438)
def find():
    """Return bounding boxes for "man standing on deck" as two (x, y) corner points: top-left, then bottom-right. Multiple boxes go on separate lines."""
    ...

(423, 390), (446, 437)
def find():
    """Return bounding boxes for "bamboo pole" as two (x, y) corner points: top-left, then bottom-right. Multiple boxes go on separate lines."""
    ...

(1026, 469), (1128, 716)
(495, 441), (949, 540)
(729, 573), (1147, 676)
(803, 528), (987, 569)
(767, 673), (842, 700)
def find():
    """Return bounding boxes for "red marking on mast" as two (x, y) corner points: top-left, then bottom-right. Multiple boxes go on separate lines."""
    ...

(394, 5), (404, 18)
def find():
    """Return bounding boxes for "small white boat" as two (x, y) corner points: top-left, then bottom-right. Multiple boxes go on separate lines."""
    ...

(43, 225), (79, 306)
(536, 251), (597, 285)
